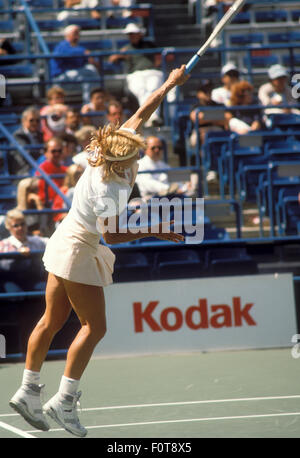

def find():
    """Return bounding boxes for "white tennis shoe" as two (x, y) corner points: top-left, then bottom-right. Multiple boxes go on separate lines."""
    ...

(43, 391), (87, 437)
(9, 383), (50, 431)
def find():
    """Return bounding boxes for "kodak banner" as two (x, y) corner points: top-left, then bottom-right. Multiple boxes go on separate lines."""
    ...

(95, 273), (297, 356)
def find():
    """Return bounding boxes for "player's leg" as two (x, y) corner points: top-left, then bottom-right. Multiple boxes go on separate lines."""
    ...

(43, 280), (106, 437)
(9, 273), (72, 431)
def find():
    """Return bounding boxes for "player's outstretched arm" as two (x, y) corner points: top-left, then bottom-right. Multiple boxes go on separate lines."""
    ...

(121, 65), (189, 132)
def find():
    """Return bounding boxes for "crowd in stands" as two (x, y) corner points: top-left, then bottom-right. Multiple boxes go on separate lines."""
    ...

(1, 0), (300, 288)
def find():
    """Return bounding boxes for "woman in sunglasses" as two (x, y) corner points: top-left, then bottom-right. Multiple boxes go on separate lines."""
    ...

(10, 65), (189, 437)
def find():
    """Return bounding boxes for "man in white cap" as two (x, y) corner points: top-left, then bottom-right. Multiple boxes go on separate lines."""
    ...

(258, 64), (299, 115)
(211, 62), (240, 106)
(108, 23), (166, 126)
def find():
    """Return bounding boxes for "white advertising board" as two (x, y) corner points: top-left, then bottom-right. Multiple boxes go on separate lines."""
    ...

(95, 273), (297, 356)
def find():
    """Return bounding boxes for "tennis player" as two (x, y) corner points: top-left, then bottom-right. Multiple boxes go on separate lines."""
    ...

(9, 65), (189, 437)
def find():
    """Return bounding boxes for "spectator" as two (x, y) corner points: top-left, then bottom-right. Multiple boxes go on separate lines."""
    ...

(12, 107), (44, 176)
(52, 164), (84, 226)
(81, 87), (107, 127)
(211, 62), (240, 106)
(16, 177), (50, 236)
(40, 86), (68, 141)
(35, 138), (67, 206)
(59, 132), (79, 166)
(72, 125), (97, 168)
(258, 64), (300, 116)
(50, 25), (101, 103)
(189, 79), (228, 148)
(227, 80), (263, 134)
(108, 23), (172, 127)
(136, 136), (197, 199)
(104, 0), (134, 22)
(65, 108), (82, 135)
(105, 100), (127, 126)
(0, 209), (48, 292)
(57, 0), (101, 21)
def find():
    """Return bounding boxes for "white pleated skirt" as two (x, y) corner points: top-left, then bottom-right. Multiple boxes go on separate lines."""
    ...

(42, 213), (115, 287)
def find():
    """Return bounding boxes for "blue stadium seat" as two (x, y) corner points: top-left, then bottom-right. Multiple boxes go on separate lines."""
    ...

(0, 64), (34, 78)
(244, 55), (279, 68)
(291, 10), (300, 22)
(268, 32), (291, 43)
(231, 12), (250, 24)
(64, 17), (100, 29)
(275, 188), (300, 236)
(206, 248), (258, 277)
(283, 55), (300, 67)
(230, 33), (264, 45)
(257, 160), (300, 236)
(0, 20), (14, 32)
(36, 19), (63, 31)
(112, 251), (150, 282)
(153, 249), (204, 280)
(267, 114), (300, 130)
(255, 10), (288, 23)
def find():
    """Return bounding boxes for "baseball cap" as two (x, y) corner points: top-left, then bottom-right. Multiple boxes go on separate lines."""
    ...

(123, 23), (144, 34)
(221, 62), (239, 76)
(268, 64), (288, 80)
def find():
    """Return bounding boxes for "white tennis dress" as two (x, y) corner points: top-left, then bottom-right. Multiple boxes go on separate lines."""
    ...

(43, 153), (138, 287)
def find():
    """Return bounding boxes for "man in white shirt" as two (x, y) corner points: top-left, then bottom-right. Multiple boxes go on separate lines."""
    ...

(136, 136), (196, 198)
(211, 62), (240, 106)
(258, 64), (300, 116)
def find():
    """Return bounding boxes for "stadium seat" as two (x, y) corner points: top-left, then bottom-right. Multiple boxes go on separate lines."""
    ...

(230, 33), (264, 45)
(267, 114), (300, 130)
(206, 247), (258, 277)
(255, 10), (288, 23)
(231, 12), (250, 24)
(112, 251), (150, 282)
(257, 161), (300, 236)
(153, 249), (204, 280)
(275, 188), (300, 236)
(243, 55), (279, 68)
(291, 10), (300, 22)
(283, 55), (300, 67)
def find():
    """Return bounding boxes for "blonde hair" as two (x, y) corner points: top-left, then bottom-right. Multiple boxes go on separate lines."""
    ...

(17, 177), (39, 210)
(5, 209), (25, 229)
(86, 124), (146, 182)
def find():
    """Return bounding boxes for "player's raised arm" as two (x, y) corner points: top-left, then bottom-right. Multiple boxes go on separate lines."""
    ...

(121, 65), (190, 133)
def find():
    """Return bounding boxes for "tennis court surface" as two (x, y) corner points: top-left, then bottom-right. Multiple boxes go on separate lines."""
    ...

(1, 348), (300, 439)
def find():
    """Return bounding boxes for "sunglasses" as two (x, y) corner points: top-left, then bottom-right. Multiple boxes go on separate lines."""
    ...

(11, 222), (26, 228)
(150, 145), (163, 151)
(49, 149), (63, 154)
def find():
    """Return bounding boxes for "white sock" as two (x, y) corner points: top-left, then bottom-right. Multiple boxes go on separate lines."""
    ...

(22, 369), (40, 387)
(59, 375), (79, 397)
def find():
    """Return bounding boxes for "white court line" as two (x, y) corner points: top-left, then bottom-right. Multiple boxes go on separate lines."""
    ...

(81, 394), (300, 412)
(26, 411), (300, 434)
(2, 394), (300, 418)
(0, 420), (36, 438)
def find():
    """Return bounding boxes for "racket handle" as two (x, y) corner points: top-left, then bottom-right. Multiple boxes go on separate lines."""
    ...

(185, 54), (200, 74)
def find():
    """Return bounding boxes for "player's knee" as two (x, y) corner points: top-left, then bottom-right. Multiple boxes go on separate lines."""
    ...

(87, 322), (107, 344)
